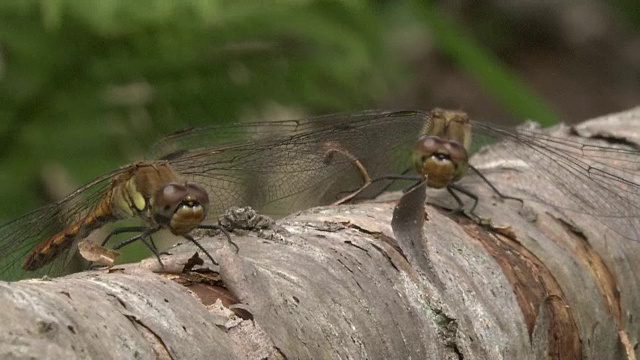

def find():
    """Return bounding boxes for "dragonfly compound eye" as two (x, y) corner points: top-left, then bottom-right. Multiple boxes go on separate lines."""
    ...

(444, 140), (469, 165)
(413, 136), (469, 189)
(185, 182), (210, 207)
(153, 183), (209, 234)
(155, 183), (189, 213)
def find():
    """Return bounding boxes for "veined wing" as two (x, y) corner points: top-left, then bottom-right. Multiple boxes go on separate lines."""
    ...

(163, 111), (428, 217)
(469, 120), (640, 241)
(148, 110), (396, 161)
(0, 111), (428, 280)
(9, 109), (635, 280)
(0, 166), (133, 281)
(184, 108), (640, 241)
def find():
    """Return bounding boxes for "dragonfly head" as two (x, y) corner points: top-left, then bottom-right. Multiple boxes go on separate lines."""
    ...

(412, 135), (469, 189)
(424, 108), (472, 150)
(152, 182), (210, 235)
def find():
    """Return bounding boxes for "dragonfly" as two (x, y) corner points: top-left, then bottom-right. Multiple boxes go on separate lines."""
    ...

(419, 109), (639, 240)
(0, 111), (426, 281)
(1, 109), (638, 280)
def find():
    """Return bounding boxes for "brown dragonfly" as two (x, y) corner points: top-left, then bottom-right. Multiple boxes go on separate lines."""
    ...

(1, 109), (638, 280)
(0, 111), (418, 280)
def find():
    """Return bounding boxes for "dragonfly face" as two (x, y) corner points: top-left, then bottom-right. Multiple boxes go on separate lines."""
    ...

(152, 182), (210, 236)
(412, 135), (469, 189)
(412, 109), (471, 189)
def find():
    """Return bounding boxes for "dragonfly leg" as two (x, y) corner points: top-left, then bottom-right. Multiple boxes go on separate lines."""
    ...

(333, 168), (418, 205)
(140, 235), (164, 267)
(112, 232), (145, 250)
(111, 228), (164, 267)
(197, 224), (239, 254)
(183, 234), (218, 266)
(448, 184), (494, 225)
(401, 177), (426, 194)
(377, 167), (415, 195)
(100, 226), (149, 247)
(469, 165), (524, 206)
(366, 174), (421, 193)
(446, 185), (468, 214)
(148, 236), (162, 253)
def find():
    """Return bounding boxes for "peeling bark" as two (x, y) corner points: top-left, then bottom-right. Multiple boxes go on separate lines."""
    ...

(2, 107), (640, 359)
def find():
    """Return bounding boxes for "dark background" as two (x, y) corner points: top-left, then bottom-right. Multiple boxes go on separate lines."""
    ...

(1, 0), (639, 222)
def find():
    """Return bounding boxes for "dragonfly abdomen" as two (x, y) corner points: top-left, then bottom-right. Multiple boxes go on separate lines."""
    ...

(22, 192), (119, 271)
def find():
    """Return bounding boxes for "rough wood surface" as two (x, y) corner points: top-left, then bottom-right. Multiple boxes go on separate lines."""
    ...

(2, 107), (640, 359)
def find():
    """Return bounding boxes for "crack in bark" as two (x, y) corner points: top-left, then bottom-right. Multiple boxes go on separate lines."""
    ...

(125, 314), (174, 360)
(553, 217), (635, 360)
(461, 220), (582, 358)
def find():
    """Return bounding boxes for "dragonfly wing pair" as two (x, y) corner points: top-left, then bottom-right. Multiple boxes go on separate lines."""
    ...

(2, 109), (639, 281)
(0, 111), (428, 280)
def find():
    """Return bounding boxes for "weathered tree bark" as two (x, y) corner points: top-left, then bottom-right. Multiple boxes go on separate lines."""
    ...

(2, 108), (640, 360)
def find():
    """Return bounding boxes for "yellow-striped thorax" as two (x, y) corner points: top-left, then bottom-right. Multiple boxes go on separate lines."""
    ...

(111, 162), (210, 235)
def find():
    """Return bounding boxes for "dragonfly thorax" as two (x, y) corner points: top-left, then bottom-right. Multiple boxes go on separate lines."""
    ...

(152, 182), (210, 235)
(412, 135), (469, 189)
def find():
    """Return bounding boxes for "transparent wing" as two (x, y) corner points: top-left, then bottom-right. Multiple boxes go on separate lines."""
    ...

(148, 110), (397, 160)
(9, 108), (637, 282)
(0, 167), (130, 280)
(165, 111), (428, 217)
(470, 121), (640, 241)
(0, 111), (426, 281)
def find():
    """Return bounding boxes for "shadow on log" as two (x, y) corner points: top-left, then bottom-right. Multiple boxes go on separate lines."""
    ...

(2, 107), (640, 359)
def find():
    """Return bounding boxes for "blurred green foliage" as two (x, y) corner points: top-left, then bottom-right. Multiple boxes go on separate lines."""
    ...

(411, 1), (562, 127)
(0, 0), (402, 221)
(610, 0), (640, 28)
